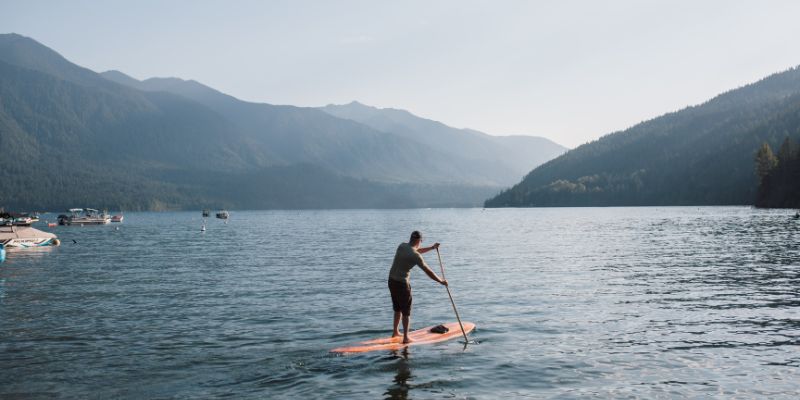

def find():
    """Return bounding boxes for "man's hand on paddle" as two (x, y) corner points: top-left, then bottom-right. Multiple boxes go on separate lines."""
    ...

(440, 279), (448, 286)
(417, 242), (440, 254)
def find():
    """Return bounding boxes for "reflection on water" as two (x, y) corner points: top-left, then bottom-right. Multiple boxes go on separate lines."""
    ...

(3, 245), (56, 258)
(385, 348), (411, 400)
(1, 207), (799, 398)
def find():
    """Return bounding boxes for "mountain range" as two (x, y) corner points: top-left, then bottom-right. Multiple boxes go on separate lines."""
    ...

(7, 31), (795, 211)
(486, 65), (800, 207)
(0, 33), (565, 210)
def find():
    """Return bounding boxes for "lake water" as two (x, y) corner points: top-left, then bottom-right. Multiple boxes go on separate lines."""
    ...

(1, 207), (799, 398)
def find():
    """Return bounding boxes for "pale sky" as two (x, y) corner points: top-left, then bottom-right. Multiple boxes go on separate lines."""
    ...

(3, 1), (800, 147)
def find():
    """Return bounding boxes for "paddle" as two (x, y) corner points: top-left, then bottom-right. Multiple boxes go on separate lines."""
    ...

(435, 248), (469, 344)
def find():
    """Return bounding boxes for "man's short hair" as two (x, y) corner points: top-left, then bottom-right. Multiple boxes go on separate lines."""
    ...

(410, 230), (422, 241)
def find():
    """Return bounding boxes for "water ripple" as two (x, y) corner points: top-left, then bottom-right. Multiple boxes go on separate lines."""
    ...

(1, 207), (799, 398)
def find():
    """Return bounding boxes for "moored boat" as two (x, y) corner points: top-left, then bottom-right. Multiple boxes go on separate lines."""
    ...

(60, 208), (111, 225)
(216, 210), (229, 219)
(202, 209), (210, 218)
(0, 225), (61, 248)
(0, 212), (39, 226)
(13, 216), (34, 226)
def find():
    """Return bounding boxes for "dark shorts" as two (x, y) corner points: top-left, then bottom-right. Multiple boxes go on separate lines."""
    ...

(388, 278), (412, 315)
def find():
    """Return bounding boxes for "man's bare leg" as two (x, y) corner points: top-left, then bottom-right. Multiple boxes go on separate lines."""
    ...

(402, 313), (413, 344)
(392, 311), (402, 337)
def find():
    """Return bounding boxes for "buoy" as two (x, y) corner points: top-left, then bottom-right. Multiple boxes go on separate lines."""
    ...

(201, 224), (206, 232)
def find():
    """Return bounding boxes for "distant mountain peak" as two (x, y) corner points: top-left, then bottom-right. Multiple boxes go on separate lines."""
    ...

(100, 70), (141, 86)
(325, 101), (416, 118)
(328, 100), (375, 110)
(101, 71), (239, 106)
(0, 32), (36, 44)
(145, 76), (194, 84)
(0, 32), (45, 47)
(0, 32), (99, 85)
(101, 69), (137, 79)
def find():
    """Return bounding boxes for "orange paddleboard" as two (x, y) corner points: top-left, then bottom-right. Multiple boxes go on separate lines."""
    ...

(331, 321), (475, 354)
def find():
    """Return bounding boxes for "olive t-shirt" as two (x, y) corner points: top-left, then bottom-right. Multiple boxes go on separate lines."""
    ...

(388, 242), (428, 283)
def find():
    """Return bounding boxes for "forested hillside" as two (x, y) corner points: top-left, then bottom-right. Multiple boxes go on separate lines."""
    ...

(320, 101), (566, 183)
(486, 66), (800, 207)
(101, 71), (550, 186)
(0, 33), (562, 210)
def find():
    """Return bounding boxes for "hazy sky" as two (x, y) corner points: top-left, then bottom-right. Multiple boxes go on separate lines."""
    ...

(3, 1), (800, 147)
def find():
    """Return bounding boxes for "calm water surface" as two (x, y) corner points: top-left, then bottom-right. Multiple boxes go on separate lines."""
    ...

(1, 207), (799, 398)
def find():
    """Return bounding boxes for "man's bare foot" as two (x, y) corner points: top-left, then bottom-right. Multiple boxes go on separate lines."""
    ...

(402, 337), (413, 344)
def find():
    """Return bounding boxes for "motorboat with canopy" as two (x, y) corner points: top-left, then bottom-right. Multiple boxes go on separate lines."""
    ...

(58, 208), (111, 225)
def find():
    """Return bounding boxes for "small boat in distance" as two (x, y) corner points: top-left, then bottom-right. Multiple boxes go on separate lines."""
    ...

(13, 216), (33, 226)
(111, 212), (124, 223)
(216, 210), (229, 220)
(202, 209), (210, 218)
(0, 212), (39, 226)
(59, 208), (111, 225)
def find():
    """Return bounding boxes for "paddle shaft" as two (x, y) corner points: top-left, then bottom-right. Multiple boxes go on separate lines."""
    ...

(436, 248), (469, 343)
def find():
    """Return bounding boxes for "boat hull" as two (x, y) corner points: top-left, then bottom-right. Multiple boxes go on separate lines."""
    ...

(66, 217), (111, 225)
(4, 237), (58, 248)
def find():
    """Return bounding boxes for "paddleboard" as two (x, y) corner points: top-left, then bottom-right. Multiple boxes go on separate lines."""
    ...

(331, 321), (475, 354)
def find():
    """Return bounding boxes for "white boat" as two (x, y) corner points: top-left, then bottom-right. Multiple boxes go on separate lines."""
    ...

(216, 210), (229, 219)
(0, 212), (38, 226)
(13, 216), (34, 226)
(0, 225), (60, 248)
(59, 208), (111, 225)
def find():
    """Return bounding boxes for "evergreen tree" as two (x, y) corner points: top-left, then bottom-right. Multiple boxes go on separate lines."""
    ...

(777, 136), (797, 164)
(755, 138), (800, 208)
(755, 142), (778, 184)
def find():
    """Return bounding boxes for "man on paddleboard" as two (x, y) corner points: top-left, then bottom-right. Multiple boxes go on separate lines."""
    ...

(388, 230), (448, 344)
